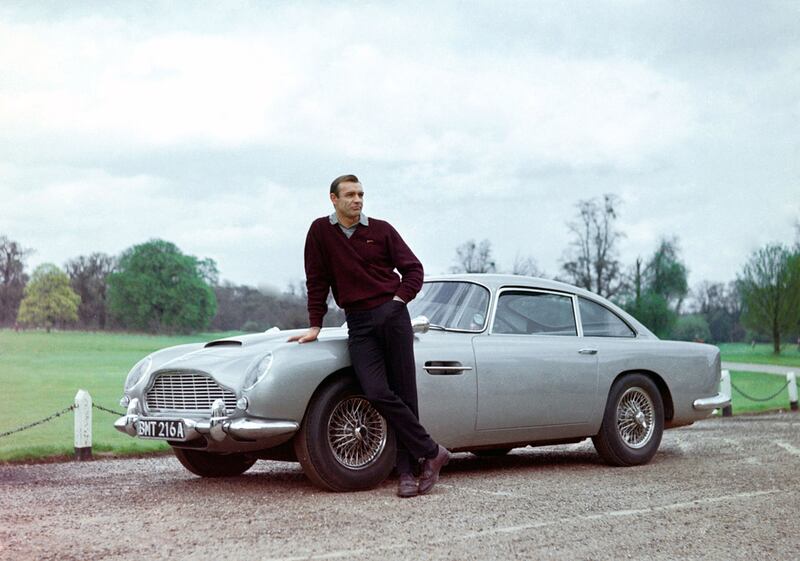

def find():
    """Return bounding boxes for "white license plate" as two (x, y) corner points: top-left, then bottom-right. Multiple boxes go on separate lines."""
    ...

(136, 419), (187, 441)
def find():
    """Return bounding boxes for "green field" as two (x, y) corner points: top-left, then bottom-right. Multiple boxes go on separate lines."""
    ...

(2, 331), (798, 462)
(718, 342), (800, 367)
(0, 329), (239, 462)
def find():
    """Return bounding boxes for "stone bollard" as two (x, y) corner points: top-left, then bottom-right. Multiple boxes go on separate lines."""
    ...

(720, 370), (732, 417)
(74, 389), (92, 460)
(788, 372), (798, 412)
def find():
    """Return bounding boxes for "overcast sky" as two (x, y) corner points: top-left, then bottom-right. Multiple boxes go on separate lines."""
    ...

(1, 1), (798, 296)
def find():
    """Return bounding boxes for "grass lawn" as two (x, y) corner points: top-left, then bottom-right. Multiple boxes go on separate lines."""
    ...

(718, 342), (800, 367)
(725, 370), (797, 415)
(0, 329), (239, 462)
(2, 330), (797, 462)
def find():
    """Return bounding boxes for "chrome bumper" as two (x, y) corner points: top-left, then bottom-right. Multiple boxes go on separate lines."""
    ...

(114, 397), (299, 442)
(693, 392), (731, 411)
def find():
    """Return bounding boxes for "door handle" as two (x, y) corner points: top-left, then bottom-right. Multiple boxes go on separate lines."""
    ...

(424, 361), (472, 375)
(578, 348), (598, 355)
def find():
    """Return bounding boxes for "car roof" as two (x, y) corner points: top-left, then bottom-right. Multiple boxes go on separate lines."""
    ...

(423, 273), (656, 338)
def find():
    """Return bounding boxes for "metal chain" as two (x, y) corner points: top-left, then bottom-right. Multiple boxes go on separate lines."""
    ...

(0, 405), (76, 439)
(92, 403), (125, 416)
(730, 380), (791, 402)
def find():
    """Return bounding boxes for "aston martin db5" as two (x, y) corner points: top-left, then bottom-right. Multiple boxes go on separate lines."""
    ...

(115, 274), (729, 491)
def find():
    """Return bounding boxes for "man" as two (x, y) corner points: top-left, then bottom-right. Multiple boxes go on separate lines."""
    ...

(288, 174), (449, 498)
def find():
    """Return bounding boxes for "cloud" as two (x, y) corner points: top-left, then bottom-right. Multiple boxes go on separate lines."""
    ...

(0, 9), (696, 169)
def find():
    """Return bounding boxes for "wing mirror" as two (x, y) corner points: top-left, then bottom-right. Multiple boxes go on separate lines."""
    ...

(411, 315), (430, 334)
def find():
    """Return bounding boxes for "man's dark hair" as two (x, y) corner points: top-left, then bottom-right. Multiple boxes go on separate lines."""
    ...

(330, 174), (360, 196)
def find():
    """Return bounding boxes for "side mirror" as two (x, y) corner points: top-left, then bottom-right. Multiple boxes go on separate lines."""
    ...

(411, 315), (430, 334)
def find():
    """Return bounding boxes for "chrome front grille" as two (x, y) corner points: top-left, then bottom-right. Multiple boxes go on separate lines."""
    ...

(146, 371), (237, 413)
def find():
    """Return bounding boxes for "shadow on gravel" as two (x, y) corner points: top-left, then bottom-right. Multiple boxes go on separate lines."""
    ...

(445, 448), (605, 476)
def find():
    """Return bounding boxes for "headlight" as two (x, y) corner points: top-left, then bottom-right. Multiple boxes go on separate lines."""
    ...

(124, 356), (152, 391)
(243, 353), (273, 391)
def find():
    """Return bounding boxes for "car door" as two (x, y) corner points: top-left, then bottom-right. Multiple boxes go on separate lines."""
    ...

(473, 288), (599, 435)
(414, 330), (479, 448)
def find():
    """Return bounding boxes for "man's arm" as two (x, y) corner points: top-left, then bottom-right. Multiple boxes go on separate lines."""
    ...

(386, 224), (424, 303)
(288, 222), (329, 343)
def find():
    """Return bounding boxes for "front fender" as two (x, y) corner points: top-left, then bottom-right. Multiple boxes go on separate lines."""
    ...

(243, 338), (352, 421)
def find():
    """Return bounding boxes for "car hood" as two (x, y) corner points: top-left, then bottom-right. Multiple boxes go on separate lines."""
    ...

(146, 326), (350, 389)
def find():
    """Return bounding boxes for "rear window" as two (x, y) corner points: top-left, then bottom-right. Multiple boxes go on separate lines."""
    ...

(578, 297), (636, 338)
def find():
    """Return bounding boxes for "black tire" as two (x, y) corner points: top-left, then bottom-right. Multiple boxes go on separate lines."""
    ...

(172, 447), (256, 477)
(294, 377), (396, 492)
(592, 373), (664, 466)
(470, 448), (513, 457)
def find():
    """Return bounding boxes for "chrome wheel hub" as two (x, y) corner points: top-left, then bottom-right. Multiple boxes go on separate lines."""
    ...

(327, 396), (387, 470)
(616, 387), (655, 449)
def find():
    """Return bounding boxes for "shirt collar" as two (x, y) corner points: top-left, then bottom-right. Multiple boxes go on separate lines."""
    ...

(329, 212), (369, 227)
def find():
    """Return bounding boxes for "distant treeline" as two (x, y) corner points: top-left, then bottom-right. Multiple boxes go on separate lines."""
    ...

(1, 193), (798, 352)
(0, 237), (343, 335)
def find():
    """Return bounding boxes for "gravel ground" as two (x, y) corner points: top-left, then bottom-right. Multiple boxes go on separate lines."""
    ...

(1, 414), (799, 561)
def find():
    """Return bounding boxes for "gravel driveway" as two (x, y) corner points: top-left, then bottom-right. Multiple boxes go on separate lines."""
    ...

(2, 414), (799, 561)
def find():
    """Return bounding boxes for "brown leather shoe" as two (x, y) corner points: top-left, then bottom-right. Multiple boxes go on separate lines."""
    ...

(418, 445), (450, 495)
(397, 473), (418, 498)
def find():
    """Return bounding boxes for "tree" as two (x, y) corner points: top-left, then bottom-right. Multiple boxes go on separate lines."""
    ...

(210, 281), (343, 332)
(671, 314), (711, 342)
(626, 290), (675, 338)
(737, 244), (800, 354)
(17, 264), (80, 332)
(644, 237), (688, 313)
(64, 253), (115, 329)
(510, 253), (543, 277)
(622, 237), (688, 338)
(692, 281), (744, 343)
(561, 194), (625, 298)
(451, 239), (496, 273)
(108, 240), (218, 333)
(0, 235), (31, 325)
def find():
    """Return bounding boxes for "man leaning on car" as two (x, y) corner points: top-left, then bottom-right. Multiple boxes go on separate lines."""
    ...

(288, 174), (450, 498)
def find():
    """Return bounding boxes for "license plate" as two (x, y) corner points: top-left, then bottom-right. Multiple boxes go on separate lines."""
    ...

(136, 419), (187, 441)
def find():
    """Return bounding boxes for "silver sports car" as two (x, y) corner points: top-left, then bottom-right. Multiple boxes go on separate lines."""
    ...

(115, 274), (729, 491)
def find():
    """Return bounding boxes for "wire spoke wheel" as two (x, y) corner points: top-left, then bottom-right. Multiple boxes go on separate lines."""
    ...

(615, 387), (655, 449)
(327, 396), (387, 470)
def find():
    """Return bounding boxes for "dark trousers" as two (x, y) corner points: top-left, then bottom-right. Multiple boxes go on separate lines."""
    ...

(346, 299), (438, 474)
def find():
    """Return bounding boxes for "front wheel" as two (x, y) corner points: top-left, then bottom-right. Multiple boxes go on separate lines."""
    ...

(172, 447), (256, 477)
(294, 377), (396, 492)
(592, 373), (664, 466)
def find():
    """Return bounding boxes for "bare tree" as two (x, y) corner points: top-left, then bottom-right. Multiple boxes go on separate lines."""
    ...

(0, 235), (31, 325)
(561, 194), (625, 298)
(451, 239), (496, 273)
(65, 253), (115, 329)
(510, 253), (542, 277)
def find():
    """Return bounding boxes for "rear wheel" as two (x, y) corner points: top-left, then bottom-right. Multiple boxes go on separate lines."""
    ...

(294, 377), (396, 492)
(172, 447), (256, 477)
(592, 373), (664, 466)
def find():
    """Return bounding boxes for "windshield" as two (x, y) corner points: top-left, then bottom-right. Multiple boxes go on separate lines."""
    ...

(407, 281), (490, 331)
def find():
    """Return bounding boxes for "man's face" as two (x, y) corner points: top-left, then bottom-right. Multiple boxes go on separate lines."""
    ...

(330, 181), (364, 220)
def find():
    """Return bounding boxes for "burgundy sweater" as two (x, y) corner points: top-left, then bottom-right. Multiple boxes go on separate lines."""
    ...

(304, 216), (424, 327)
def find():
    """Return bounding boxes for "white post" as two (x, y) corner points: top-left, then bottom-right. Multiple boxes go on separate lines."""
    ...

(720, 370), (732, 417)
(787, 372), (798, 412)
(74, 389), (92, 460)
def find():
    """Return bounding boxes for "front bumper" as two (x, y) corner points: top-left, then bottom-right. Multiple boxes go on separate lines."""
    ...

(114, 397), (299, 443)
(693, 392), (731, 411)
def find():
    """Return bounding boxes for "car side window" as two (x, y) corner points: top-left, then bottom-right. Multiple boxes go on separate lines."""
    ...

(578, 297), (636, 338)
(493, 291), (577, 336)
